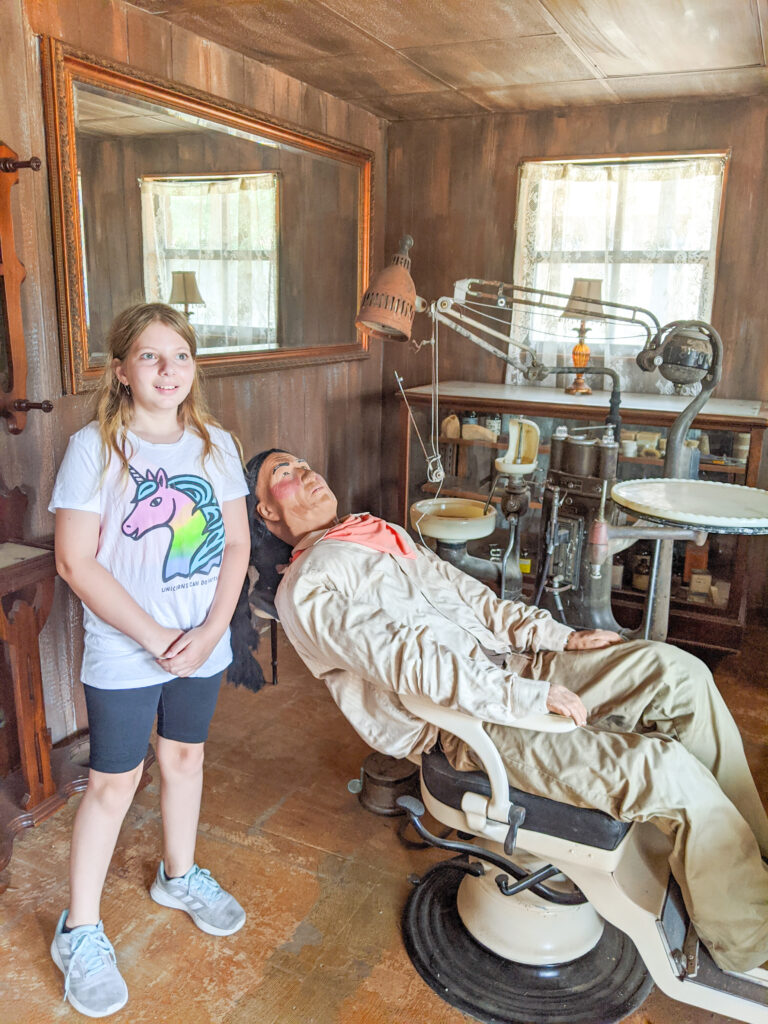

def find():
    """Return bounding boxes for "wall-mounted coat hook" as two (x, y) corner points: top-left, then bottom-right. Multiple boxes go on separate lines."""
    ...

(0, 155), (41, 173)
(0, 143), (52, 434)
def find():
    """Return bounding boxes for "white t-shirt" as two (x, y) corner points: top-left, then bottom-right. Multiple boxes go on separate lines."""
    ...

(49, 422), (248, 689)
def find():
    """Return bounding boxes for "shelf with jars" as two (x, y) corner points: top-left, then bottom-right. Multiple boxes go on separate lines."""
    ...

(398, 381), (768, 656)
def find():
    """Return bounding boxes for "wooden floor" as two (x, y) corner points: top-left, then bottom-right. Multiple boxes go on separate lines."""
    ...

(1, 627), (766, 1024)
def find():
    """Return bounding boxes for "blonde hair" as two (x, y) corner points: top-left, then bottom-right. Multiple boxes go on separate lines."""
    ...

(95, 303), (235, 476)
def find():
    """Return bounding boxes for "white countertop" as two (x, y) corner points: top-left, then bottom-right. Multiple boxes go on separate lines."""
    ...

(403, 381), (767, 420)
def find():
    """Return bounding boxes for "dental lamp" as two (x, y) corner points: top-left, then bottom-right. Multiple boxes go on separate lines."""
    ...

(355, 235), (418, 341)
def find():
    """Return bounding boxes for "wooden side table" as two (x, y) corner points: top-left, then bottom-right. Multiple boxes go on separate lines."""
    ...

(0, 540), (89, 876)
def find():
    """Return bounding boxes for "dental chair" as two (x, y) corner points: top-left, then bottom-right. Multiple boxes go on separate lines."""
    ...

(396, 692), (768, 1024)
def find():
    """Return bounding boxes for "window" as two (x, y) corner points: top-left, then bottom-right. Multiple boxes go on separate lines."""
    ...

(511, 154), (728, 383)
(141, 173), (279, 352)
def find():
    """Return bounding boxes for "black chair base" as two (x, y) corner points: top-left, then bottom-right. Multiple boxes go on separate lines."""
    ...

(402, 856), (654, 1024)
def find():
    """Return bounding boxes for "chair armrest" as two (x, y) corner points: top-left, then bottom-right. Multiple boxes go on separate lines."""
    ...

(400, 693), (575, 827)
(400, 692), (511, 823)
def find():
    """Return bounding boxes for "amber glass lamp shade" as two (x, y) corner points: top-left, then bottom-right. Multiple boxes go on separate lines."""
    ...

(355, 235), (416, 342)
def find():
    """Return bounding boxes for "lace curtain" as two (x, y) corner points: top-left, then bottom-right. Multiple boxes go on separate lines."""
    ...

(509, 155), (727, 390)
(141, 174), (279, 351)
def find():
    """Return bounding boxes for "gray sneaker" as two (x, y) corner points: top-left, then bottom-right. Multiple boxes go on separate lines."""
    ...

(149, 861), (245, 936)
(50, 910), (128, 1018)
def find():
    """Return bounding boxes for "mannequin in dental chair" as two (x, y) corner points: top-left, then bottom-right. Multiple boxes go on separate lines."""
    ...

(232, 447), (768, 978)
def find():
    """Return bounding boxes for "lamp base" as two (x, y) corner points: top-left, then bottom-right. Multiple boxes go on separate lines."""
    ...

(565, 329), (592, 396)
(565, 373), (591, 396)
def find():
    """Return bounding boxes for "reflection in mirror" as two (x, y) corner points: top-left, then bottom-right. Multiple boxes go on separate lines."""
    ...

(42, 41), (372, 392)
(76, 83), (359, 362)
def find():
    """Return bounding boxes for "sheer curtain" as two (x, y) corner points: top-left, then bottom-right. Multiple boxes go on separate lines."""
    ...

(141, 174), (278, 351)
(510, 155), (727, 389)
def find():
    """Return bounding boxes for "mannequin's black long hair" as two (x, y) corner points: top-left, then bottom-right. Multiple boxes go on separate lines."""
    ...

(228, 449), (293, 692)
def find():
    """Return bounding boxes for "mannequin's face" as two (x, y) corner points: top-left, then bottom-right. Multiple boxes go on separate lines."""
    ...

(256, 452), (338, 544)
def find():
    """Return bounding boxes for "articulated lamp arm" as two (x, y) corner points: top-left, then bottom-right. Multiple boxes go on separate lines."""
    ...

(423, 278), (661, 385)
(429, 297), (549, 381)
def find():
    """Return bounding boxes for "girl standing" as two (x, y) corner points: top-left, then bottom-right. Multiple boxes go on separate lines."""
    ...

(49, 303), (250, 1017)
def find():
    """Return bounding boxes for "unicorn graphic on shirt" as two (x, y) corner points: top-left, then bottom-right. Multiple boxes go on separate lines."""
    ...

(122, 466), (225, 582)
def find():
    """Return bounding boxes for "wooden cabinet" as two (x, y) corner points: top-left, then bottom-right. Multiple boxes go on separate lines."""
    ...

(398, 381), (768, 657)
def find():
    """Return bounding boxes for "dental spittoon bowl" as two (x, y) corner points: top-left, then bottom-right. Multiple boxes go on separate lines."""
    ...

(410, 498), (497, 542)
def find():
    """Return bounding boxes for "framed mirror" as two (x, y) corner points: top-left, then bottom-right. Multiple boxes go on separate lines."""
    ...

(41, 39), (372, 394)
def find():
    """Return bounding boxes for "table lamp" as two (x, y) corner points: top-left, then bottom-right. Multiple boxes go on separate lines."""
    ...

(168, 270), (205, 318)
(560, 278), (605, 395)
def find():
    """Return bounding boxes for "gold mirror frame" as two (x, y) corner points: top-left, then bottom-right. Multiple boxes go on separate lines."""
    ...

(41, 38), (372, 395)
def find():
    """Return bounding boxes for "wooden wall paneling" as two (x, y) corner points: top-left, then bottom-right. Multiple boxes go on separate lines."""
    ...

(24, 0), (65, 40)
(78, 138), (134, 352)
(349, 354), (383, 514)
(27, 0), (130, 66)
(298, 81), (328, 139)
(170, 23), (213, 98)
(273, 73), (307, 137)
(204, 366), (277, 461)
(341, 359), (365, 511)
(324, 360), (352, 513)
(207, 37), (247, 110)
(276, 367), (312, 463)
(243, 58), (278, 122)
(299, 367), (327, 481)
(124, 3), (172, 81)
(324, 102), (352, 148)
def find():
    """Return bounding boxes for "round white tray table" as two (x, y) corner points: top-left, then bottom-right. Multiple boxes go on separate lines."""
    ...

(611, 478), (768, 535)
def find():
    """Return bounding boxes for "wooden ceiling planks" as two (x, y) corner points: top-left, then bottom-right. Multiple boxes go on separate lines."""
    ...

(276, 49), (446, 103)
(317, 0), (553, 49)
(401, 35), (594, 89)
(541, 0), (764, 77)
(88, 1), (768, 118)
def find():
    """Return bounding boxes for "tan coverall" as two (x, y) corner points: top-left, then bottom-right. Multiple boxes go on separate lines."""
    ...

(479, 639), (768, 972)
(275, 522), (768, 973)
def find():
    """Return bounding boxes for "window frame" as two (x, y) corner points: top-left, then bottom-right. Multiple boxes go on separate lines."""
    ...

(511, 149), (731, 350)
(139, 171), (281, 353)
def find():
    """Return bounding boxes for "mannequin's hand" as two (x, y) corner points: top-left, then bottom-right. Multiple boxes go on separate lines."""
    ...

(566, 629), (622, 651)
(546, 683), (588, 727)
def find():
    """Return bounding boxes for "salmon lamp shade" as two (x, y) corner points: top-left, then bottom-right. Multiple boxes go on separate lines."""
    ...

(355, 235), (416, 342)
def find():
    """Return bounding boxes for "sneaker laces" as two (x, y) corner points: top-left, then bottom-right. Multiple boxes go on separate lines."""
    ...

(186, 865), (224, 903)
(64, 928), (116, 999)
